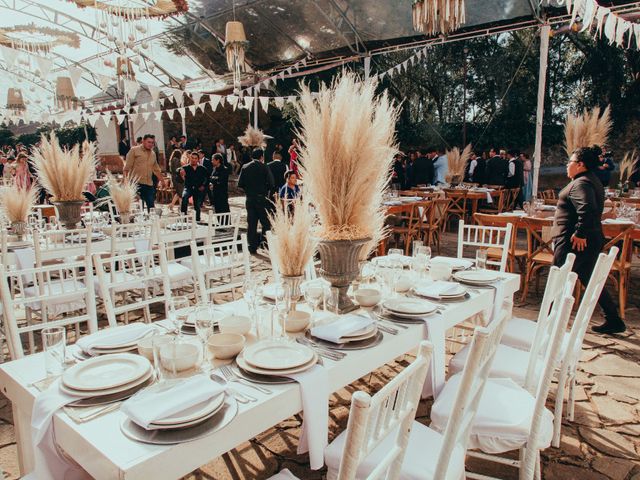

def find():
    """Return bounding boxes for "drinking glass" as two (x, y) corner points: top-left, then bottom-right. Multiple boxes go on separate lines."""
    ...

(168, 296), (190, 335)
(302, 280), (324, 321)
(411, 240), (424, 257)
(388, 248), (403, 258)
(326, 287), (341, 315)
(416, 245), (432, 262)
(476, 249), (488, 270)
(243, 276), (265, 317)
(256, 305), (277, 340)
(523, 201), (531, 215)
(42, 326), (66, 377)
(194, 308), (215, 372)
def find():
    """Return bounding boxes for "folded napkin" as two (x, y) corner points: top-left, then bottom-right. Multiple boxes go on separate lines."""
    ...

(30, 380), (90, 480)
(603, 218), (635, 224)
(284, 364), (329, 470)
(76, 323), (153, 354)
(430, 257), (473, 270)
(415, 281), (460, 298)
(485, 191), (493, 203)
(310, 315), (373, 344)
(419, 313), (446, 399)
(15, 247), (36, 284)
(383, 200), (402, 206)
(121, 375), (224, 429)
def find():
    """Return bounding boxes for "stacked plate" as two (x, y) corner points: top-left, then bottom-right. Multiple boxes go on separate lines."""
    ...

(77, 325), (154, 357)
(381, 298), (438, 321)
(61, 354), (154, 403)
(413, 283), (467, 300)
(453, 270), (499, 286)
(372, 255), (413, 268)
(337, 322), (378, 343)
(236, 341), (317, 376)
(429, 257), (473, 271)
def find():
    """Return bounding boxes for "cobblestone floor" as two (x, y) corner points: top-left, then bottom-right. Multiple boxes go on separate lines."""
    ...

(1, 199), (638, 479)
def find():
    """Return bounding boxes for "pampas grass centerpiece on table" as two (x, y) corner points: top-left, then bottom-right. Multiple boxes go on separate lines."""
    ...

(564, 106), (612, 156)
(446, 143), (472, 183)
(238, 125), (269, 149)
(0, 184), (37, 223)
(104, 171), (138, 220)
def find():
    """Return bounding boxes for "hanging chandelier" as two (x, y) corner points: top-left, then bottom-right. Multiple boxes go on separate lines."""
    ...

(225, 20), (248, 94)
(6, 88), (26, 115)
(55, 77), (79, 111)
(0, 24), (80, 53)
(412, 0), (466, 35)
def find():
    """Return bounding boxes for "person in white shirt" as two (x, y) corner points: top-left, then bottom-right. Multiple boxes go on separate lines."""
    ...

(433, 149), (448, 185)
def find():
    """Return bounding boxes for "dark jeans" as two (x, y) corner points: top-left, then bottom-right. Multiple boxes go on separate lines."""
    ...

(246, 195), (270, 252)
(181, 186), (204, 221)
(553, 235), (621, 322)
(138, 184), (156, 210)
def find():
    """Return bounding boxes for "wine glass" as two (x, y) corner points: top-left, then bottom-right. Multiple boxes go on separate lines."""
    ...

(411, 240), (424, 257)
(193, 305), (215, 372)
(302, 280), (324, 324)
(168, 296), (190, 335)
(476, 249), (488, 270)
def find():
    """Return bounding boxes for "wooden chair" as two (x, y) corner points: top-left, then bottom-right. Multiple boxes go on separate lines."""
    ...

(457, 220), (513, 272)
(506, 187), (521, 211)
(424, 198), (450, 254)
(395, 201), (432, 255)
(478, 189), (506, 215)
(601, 224), (633, 319)
(473, 213), (527, 274)
(443, 189), (468, 229)
(389, 203), (421, 254)
(521, 216), (555, 301)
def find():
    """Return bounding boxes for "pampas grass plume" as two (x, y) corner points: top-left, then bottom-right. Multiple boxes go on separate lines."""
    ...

(0, 184), (37, 223)
(564, 106), (612, 156)
(105, 171), (138, 214)
(238, 125), (267, 148)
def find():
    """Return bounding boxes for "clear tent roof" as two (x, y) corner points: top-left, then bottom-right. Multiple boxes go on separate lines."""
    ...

(0, 0), (605, 114)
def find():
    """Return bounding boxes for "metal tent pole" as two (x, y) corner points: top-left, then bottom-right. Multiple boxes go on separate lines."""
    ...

(532, 24), (550, 200)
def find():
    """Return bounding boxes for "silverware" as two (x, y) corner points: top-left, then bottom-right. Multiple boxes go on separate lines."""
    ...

(366, 309), (408, 329)
(219, 365), (272, 395)
(376, 324), (398, 335)
(209, 373), (256, 403)
(296, 337), (345, 361)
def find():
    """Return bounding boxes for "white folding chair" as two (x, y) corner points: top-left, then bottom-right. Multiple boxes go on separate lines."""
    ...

(157, 238), (197, 295)
(93, 248), (172, 328)
(192, 234), (251, 303)
(154, 212), (197, 246)
(266, 231), (316, 283)
(457, 220), (513, 272)
(107, 221), (155, 256)
(0, 260), (98, 359)
(204, 211), (240, 244)
(431, 291), (576, 480)
(32, 227), (94, 266)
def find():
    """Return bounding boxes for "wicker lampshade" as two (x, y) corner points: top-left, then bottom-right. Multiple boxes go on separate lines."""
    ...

(117, 56), (135, 79)
(6, 88), (25, 110)
(55, 76), (78, 110)
(225, 21), (247, 44)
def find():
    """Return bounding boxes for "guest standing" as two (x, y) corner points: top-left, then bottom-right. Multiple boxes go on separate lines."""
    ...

(124, 134), (164, 210)
(238, 149), (274, 254)
(288, 139), (300, 176)
(209, 153), (230, 216)
(551, 146), (624, 334)
(485, 147), (508, 186)
(432, 148), (448, 185)
(391, 153), (405, 190)
(267, 152), (287, 201)
(279, 171), (300, 200)
(594, 149), (615, 187)
(410, 148), (434, 186)
(521, 153), (533, 201)
(180, 151), (208, 222)
(227, 144), (240, 175)
(14, 153), (32, 189)
(505, 150), (524, 208)
(169, 149), (185, 208)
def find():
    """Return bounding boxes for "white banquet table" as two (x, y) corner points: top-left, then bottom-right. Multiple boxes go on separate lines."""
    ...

(0, 272), (519, 479)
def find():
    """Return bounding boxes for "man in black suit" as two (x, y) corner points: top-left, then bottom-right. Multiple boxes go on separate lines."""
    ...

(410, 148), (435, 187)
(484, 147), (508, 186)
(267, 152), (288, 201)
(209, 153), (230, 217)
(238, 149), (275, 254)
(505, 150), (525, 207)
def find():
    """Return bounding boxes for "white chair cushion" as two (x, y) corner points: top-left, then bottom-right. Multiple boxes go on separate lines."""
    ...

(449, 343), (542, 387)
(23, 280), (86, 316)
(267, 469), (299, 480)
(501, 317), (537, 351)
(93, 272), (145, 297)
(150, 262), (193, 288)
(430, 373), (554, 454)
(179, 254), (231, 270)
(324, 420), (465, 480)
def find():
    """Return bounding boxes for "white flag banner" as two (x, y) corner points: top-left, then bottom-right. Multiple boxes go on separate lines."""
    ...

(279, 71), (286, 80)
(604, 10), (617, 44)
(68, 66), (83, 87)
(190, 92), (203, 105)
(580, 0), (597, 32)
(34, 56), (53, 79)
(615, 18), (630, 47)
(244, 96), (254, 110)
(176, 107), (185, 118)
(115, 113), (127, 125)
(209, 95), (221, 112)
(0, 46), (17, 68)
(172, 89), (185, 107)
(188, 104), (197, 116)
(123, 79), (139, 99)
(634, 23), (640, 49)
(227, 95), (239, 110)
(147, 84), (161, 102)
(274, 97), (285, 109)
(86, 114), (99, 128)
(141, 111), (151, 122)
(166, 108), (175, 120)
(259, 96), (270, 112)
(96, 74), (111, 91)
(570, 0), (585, 26)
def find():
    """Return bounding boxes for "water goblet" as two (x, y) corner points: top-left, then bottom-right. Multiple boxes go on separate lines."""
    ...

(168, 296), (190, 335)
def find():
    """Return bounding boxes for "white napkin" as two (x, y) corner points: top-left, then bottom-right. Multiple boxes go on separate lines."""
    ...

(310, 315), (373, 344)
(414, 281), (460, 299)
(485, 191), (493, 203)
(15, 247), (35, 284)
(121, 375), (224, 429)
(603, 218), (634, 224)
(488, 280), (507, 324)
(30, 380), (90, 480)
(284, 364), (329, 470)
(76, 323), (153, 354)
(430, 256), (473, 270)
(383, 200), (402, 206)
(419, 313), (446, 399)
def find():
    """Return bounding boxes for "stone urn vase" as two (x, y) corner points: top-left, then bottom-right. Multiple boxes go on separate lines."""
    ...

(52, 200), (84, 229)
(281, 274), (304, 310)
(11, 221), (27, 240)
(316, 237), (370, 314)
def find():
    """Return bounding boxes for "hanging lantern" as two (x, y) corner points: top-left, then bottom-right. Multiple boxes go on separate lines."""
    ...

(56, 76), (78, 111)
(412, 0), (466, 35)
(225, 20), (248, 93)
(117, 56), (135, 79)
(6, 88), (26, 113)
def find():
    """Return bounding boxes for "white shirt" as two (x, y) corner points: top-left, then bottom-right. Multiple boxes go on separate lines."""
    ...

(507, 158), (516, 177)
(468, 159), (478, 175)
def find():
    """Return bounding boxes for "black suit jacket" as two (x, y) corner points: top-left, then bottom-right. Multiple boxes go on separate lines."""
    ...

(551, 171), (604, 241)
(267, 160), (288, 195)
(411, 155), (434, 186)
(210, 164), (229, 199)
(485, 156), (508, 186)
(238, 160), (274, 198)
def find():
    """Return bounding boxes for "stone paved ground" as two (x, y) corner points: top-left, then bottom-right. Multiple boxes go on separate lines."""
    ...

(1, 200), (639, 479)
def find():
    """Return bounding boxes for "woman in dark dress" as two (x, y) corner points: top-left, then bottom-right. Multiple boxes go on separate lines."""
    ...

(551, 146), (625, 334)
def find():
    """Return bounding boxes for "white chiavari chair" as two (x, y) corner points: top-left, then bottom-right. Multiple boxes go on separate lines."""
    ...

(93, 248), (172, 328)
(204, 211), (240, 245)
(457, 220), (513, 272)
(32, 227), (94, 267)
(0, 259), (98, 358)
(157, 238), (197, 296)
(154, 212), (197, 246)
(107, 221), (155, 256)
(431, 290), (575, 480)
(192, 234), (251, 303)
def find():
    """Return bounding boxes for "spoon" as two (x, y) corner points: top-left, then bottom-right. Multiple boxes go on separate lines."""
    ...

(209, 373), (256, 404)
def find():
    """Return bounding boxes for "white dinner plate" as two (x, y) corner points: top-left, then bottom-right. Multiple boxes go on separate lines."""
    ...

(382, 298), (438, 316)
(454, 270), (499, 285)
(342, 322), (377, 339)
(342, 325), (378, 343)
(243, 341), (315, 370)
(262, 283), (284, 300)
(62, 353), (151, 392)
(429, 257), (473, 271)
(237, 351), (318, 376)
(60, 367), (154, 398)
(413, 284), (467, 299)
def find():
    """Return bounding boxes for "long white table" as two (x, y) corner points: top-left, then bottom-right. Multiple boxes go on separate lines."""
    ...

(0, 273), (519, 479)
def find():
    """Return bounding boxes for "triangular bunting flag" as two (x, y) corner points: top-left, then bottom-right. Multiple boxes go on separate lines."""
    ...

(274, 97), (285, 109)
(279, 71), (286, 80)
(147, 85), (161, 102)
(172, 89), (185, 107)
(34, 56), (53, 79)
(244, 96), (254, 110)
(96, 74), (111, 91)
(191, 92), (203, 105)
(123, 79), (139, 100)
(141, 112), (151, 122)
(604, 9), (618, 44)
(115, 113), (127, 125)
(259, 96), (270, 112)
(219, 96), (226, 107)
(209, 95), (221, 112)
(188, 105), (197, 116)
(227, 95), (239, 110)
(177, 107), (185, 118)
(68, 66), (83, 87)
(166, 109), (175, 120)
(634, 23), (640, 49)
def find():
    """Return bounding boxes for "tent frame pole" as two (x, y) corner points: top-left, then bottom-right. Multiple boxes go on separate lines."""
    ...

(532, 23), (550, 200)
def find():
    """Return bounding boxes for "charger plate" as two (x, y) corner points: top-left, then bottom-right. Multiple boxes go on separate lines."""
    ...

(304, 330), (384, 351)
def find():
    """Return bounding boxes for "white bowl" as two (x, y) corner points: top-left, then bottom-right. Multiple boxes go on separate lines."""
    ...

(218, 315), (252, 335)
(159, 342), (199, 372)
(208, 333), (245, 360)
(285, 311), (311, 333)
(395, 274), (414, 293)
(355, 288), (382, 307)
(137, 334), (172, 362)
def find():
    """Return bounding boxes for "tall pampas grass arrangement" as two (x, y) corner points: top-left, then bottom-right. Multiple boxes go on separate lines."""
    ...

(268, 196), (317, 277)
(31, 133), (97, 202)
(446, 143), (472, 180)
(104, 171), (138, 214)
(564, 106), (612, 156)
(238, 125), (268, 149)
(0, 184), (37, 223)
(619, 150), (637, 184)
(296, 72), (399, 241)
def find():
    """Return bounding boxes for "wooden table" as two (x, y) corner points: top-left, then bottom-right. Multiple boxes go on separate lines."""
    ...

(0, 273), (520, 479)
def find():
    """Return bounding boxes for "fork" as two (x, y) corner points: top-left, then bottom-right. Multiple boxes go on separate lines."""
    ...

(296, 337), (346, 361)
(366, 309), (408, 329)
(220, 365), (272, 395)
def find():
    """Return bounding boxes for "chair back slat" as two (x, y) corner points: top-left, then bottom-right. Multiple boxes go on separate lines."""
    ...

(107, 221), (155, 255)
(336, 342), (433, 480)
(456, 220), (512, 272)
(206, 212), (240, 244)
(33, 227), (94, 265)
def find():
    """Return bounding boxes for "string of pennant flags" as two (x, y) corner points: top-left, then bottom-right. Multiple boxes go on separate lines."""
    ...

(567, 0), (640, 49)
(0, 45), (431, 127)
